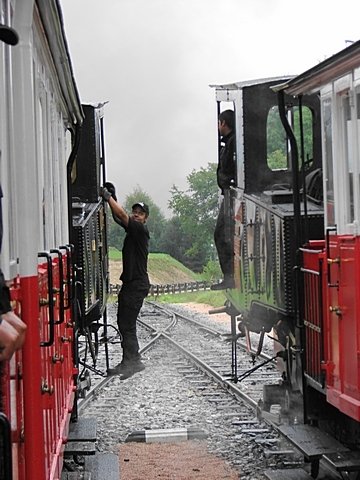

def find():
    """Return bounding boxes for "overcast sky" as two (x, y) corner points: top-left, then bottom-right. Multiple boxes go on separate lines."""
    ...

(60, 0), (360, 216)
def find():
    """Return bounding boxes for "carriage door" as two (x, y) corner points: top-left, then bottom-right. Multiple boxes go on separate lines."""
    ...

(323, 73), (360, 420)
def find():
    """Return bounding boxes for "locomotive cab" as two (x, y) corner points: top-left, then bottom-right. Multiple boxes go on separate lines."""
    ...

(212, 78), (323, 365)
(70, 103), (110, 398)
(70, 104), (108, 330)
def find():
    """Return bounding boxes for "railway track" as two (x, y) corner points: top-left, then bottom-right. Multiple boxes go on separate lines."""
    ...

(71, 301), (346, 479)
(78, 301), (278, 411)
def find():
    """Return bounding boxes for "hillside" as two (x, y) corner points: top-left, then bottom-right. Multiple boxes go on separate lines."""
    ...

(109, 249), (199, 285)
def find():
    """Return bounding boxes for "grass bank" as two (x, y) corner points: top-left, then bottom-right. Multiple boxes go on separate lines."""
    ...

(148, 289), (226, 308)
(109, 247), (225, 307)
(109, 248), (201, 285)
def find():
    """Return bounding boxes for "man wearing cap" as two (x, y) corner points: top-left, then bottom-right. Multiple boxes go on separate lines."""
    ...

(102, 186), (150, 378)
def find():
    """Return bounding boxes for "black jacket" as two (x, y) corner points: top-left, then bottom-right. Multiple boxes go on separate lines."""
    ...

(120, 217), (150, 288)
(216, 131), (236, 193)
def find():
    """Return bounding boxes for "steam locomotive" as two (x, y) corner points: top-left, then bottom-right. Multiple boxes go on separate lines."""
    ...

(213, 41), (360, 476)
(0, 1), (109, 479)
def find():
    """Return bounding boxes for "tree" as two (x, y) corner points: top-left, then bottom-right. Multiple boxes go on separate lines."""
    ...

(168, 162), (218, 271)
(267, 105), (314, 171)
(107, 186), (166, 253)
(107, 214), (125, 251)
(123, 186), (166, 252)
(157, 216), (193, 265)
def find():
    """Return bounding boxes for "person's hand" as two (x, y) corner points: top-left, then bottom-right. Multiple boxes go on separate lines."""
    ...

(101, 186), (112, 202)
(3, 311), (26, 350)
(104, 182), (117, 201)
(0, 312), (26, 361)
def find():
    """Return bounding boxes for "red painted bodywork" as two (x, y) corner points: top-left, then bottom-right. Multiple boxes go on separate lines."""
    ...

(303, 236), (360, 422)
(2, 252), (76, 480)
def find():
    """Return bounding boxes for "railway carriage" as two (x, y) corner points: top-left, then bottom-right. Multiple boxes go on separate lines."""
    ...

(213, 41), (360, 475)
(276, 41), (360, 442)
(0, 1), (109, 479)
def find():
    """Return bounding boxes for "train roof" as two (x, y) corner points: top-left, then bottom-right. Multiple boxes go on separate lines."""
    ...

(274, 40), (360, 96)
(209, 76), (294, 90)
(36, 0), (83, 125)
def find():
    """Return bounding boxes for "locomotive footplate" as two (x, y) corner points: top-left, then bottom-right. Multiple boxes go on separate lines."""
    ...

(324, 451), (360, 474)
(277, 424), (350, 478)
(264, 468), (313, 479)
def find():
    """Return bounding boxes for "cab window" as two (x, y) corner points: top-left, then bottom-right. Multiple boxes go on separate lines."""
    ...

(266, 105), (313, 171)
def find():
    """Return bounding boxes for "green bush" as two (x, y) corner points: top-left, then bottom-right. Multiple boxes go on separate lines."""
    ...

(201, 260), (222, 282)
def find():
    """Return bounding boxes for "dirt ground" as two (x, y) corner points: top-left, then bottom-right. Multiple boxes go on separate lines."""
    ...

(119, 439), (240, 479)
(176, 302), (230, 326)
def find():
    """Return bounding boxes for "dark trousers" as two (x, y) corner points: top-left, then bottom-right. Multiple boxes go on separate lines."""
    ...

(214, 198), (234, 279)
(117, 283), (149, 363)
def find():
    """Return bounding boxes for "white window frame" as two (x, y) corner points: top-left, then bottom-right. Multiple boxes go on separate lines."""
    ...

(331, 73), (360, 234)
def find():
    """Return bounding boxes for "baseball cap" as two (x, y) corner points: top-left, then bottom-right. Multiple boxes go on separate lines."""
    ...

(132, 202), (149, 215)
(0, 24), (19, 46)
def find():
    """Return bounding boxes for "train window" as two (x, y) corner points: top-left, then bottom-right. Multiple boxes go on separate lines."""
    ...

(266, 105), (313, 171)
(341, 93), (354, 224)
(322, 97), (335, 226)
(267, 106), (287, 170)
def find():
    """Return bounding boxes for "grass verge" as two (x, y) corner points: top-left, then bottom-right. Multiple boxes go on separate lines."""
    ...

(148, 289), (226, 308)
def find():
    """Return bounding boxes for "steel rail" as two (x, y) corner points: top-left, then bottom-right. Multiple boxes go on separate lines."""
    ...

(158, 331), (258, 409)
(78, 307), (177, 412)
(150, 301), (274, 363)
(78, 302), (271, 413)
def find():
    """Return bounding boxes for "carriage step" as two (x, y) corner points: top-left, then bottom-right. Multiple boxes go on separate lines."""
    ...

(264, 468), (313, 479)
(324, 450), (360, 472)
(85, 453), (119, 480)
(64, 441), (96, 456)
(65, 417), (97, 456)
(68, 417), (97, 442)
(277, 424), (349, 461)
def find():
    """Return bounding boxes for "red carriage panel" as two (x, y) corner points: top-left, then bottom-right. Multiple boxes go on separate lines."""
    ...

(326, 235), (360, 421)
(303, 236), (360, 422)
(301, 241), (327, 388)
(4, 251), (76, 480)
(37, 252), (76, 480)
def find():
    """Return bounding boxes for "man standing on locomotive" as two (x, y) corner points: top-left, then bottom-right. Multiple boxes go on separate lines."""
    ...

(102, 185), (150, 379)
(211, 109), (236, 290)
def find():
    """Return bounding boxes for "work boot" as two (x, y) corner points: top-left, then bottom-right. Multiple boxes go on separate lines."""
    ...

(210, 277), (234, 291)
(107, 361), (128, 375)
(119, 361), (146, 380)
